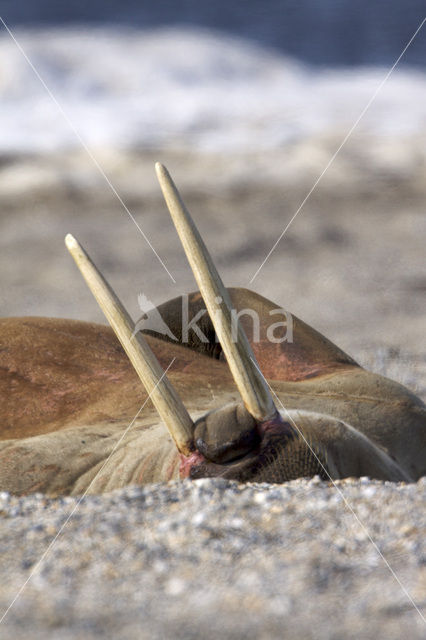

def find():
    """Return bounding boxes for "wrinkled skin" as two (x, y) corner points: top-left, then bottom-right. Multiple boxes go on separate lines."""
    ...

(0, 288), (425, 495)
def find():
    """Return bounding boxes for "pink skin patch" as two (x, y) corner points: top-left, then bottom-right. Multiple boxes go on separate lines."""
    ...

(256, 411), (295, 439)
(179, 451), (206, 479)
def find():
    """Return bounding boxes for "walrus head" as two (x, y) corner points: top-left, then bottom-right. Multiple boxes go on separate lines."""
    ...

(65, 163), (425, 485)
(64, 162), (334, 485)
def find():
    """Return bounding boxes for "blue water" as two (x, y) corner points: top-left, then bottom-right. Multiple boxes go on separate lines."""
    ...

(0, 0), (425, 67)
(0, 25), (425, 154)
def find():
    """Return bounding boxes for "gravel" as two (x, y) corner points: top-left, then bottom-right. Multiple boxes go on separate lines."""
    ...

(0, 476), (425, 639)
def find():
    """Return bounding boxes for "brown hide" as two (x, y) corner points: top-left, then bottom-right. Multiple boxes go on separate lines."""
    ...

(0, 288), (425, 490)
(0, 316), (235, 441)
(0, 288), (358, 441)
(143, 288), (358, 381)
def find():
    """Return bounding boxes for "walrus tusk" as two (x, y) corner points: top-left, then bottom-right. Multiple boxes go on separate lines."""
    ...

(155, 162), (276, 423)
(65, 233), (195, 455)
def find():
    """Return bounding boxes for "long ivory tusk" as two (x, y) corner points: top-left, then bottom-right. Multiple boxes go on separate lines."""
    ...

(155, 162), (276, 422)
(65, 233), (194, 455)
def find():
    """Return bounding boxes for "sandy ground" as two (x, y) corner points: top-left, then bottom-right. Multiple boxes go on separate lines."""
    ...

(0, 141), (425, 638)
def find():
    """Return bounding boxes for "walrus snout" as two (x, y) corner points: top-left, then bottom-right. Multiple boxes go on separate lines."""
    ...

(194, 402), (260, 464)
(188, 402), (313, 483)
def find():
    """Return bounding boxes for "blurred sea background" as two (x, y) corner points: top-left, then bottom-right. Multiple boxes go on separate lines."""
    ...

(1, 1), (425, 153)
(0, 0), (425, 391)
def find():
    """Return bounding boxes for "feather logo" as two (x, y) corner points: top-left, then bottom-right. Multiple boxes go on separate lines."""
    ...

(132, 293), (177, 340)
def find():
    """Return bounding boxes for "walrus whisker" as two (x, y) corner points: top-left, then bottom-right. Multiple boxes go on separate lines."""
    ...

(155, 162), (276, 423)
(65, 233), (195, 455)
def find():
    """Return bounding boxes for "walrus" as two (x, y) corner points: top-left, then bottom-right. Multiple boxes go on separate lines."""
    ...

(0, 164), (424, 496)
